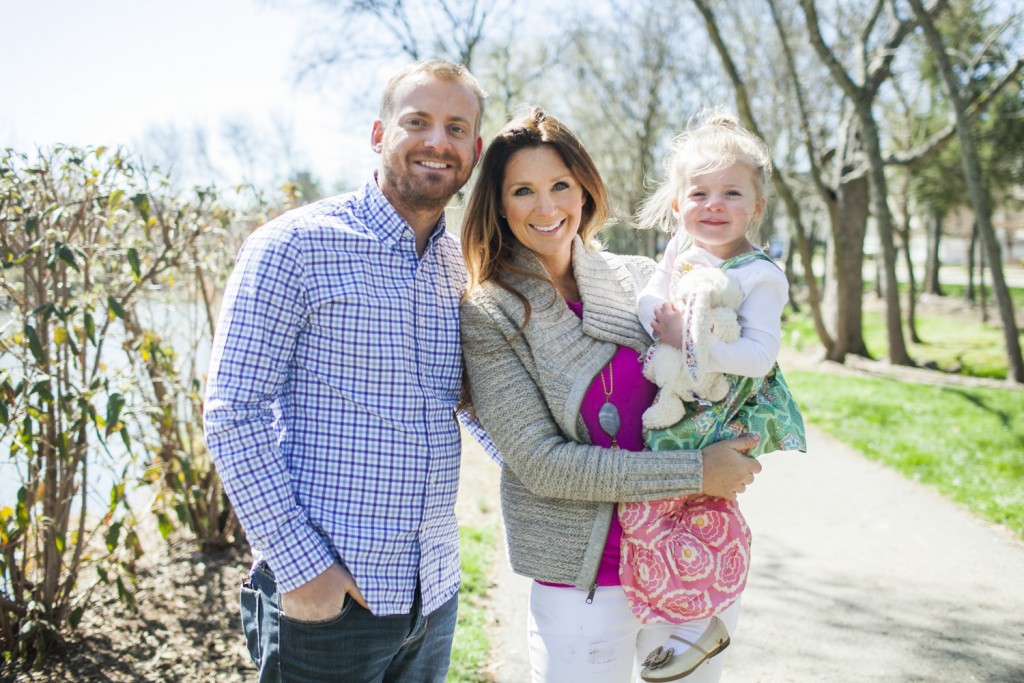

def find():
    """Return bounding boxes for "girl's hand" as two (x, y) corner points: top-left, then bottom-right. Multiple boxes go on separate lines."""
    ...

(651, 302), (684, 348)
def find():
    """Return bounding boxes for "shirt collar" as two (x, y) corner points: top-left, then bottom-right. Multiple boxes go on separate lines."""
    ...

(365, 172), (448, 254)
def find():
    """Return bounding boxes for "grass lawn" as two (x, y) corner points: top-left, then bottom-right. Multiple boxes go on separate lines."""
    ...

(785, 370), (1024, 540)
(861, 308), (1018, 379)
(938, 281), (1024, 312)
(448, 524), (498, 683)
(778, 290), (1019, 382)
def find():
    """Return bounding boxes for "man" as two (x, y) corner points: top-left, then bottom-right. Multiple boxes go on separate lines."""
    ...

(204, 60), (486, 682)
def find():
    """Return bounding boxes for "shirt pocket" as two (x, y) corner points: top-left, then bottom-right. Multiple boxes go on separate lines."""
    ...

(299, 259), (394, 393)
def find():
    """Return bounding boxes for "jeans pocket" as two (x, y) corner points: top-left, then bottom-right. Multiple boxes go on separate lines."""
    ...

(240, 580), (263, 665)
(279, 593), (352, 628)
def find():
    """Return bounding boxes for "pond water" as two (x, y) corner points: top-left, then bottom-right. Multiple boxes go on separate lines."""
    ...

(0, 297), (213, 513)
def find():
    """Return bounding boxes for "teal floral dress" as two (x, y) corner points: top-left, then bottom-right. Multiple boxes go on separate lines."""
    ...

(619, 252), (806, 624)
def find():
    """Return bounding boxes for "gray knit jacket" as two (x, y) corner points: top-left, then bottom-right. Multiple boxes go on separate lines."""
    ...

(460, 237), (704, 589)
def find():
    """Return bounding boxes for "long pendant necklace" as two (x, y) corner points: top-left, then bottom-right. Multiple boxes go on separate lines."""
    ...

(597, 362), (621, 448)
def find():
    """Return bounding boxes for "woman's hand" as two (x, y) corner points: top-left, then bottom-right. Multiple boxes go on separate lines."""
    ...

(281, 561), (368, 621)
(651, 302), (684, 348)
(700, 434), (762, 500)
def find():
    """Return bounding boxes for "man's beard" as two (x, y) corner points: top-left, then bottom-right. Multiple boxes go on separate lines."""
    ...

(382, 153), (469, 214)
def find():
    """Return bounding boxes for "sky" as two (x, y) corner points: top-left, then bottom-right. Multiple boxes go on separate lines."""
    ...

(3, 0), (379, 188)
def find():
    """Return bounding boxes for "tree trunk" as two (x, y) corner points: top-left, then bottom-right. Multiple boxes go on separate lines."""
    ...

(825, 173), (870, 361)
(909, 0), (1024, 382)
(923, 208), (944, 295)
(785, 235), (801, 313)
(899, 209), (921, 343)
(1004, 208), (1017, 263)
(966, 224), (977, 302)
(979, 229), (990, 324)
(860, 110), (911, 365)
(798, 0), (913, 365)
(873, 255), (883, 299)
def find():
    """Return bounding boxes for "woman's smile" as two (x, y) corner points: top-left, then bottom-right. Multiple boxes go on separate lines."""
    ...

(501, 145), (586, 277)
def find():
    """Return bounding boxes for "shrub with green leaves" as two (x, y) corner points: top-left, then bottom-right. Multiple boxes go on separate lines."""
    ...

(0, 145), (227, 661)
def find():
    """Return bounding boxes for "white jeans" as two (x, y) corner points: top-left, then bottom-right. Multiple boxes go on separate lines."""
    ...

(528, 582), (741, 683)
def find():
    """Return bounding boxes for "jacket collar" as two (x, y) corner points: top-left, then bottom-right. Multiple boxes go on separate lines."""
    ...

(508, 236), (651, 353)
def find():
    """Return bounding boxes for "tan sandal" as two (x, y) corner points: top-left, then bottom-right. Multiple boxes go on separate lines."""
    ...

(640, 616), (731, 682)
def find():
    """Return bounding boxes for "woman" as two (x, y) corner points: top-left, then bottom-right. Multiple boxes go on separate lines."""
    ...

(460, 106), (762, 683)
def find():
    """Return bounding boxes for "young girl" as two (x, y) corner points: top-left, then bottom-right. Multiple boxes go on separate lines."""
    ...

(625, 112), (807, 682)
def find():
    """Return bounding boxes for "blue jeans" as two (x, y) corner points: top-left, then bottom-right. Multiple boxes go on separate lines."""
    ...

(239, 562), (458, 682)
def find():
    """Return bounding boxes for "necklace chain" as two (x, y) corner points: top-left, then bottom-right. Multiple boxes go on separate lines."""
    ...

(599, 363), (613, 400)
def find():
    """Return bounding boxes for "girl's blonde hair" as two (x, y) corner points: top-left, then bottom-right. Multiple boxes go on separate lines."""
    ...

(637, 110), (772, 235)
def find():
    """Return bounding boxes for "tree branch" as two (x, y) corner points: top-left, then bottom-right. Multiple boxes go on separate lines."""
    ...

(885, 54), (1024, 166)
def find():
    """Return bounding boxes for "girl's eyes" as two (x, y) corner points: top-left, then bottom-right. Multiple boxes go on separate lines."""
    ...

(554, 181), (570, 191)
(688, 190), (743, 198)
(512, 187), (532, 196)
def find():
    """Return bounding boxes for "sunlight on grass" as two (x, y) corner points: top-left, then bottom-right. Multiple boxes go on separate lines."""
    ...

(782, 283), (1023, 380)
(939, 282), (1024, 312)
(448, 524), (497, 683)
(861, 309), (1012, 379)
(786, 371), (1024, 540)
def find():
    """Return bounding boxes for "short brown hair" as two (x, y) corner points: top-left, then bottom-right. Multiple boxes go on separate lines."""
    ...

(379, 60), (487, 136)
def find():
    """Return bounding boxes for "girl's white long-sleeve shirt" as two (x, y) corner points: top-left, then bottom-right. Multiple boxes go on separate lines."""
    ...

(636, 233), (789, 378)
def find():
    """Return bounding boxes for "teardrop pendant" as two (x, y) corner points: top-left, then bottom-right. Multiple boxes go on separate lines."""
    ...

(598, 401), (621, 439)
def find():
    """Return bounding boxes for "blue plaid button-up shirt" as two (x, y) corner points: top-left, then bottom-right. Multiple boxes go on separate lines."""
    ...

(205, 176), (469, 616)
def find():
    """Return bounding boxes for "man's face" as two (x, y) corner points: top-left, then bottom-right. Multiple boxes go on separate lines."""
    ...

(372, 75), (482, 218)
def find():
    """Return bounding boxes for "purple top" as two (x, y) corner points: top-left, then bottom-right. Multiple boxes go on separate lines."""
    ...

(562, 299), (658, 586)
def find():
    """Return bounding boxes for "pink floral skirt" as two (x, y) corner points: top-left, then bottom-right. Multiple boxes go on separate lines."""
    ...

(618, 495), (751, 624)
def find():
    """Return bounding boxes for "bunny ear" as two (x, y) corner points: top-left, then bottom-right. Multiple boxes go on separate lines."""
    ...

(681, 287), (708, 373)
(669, 260), (694, 298)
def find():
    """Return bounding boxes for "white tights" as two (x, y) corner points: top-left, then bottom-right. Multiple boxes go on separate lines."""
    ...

(528, 582), (741, 683)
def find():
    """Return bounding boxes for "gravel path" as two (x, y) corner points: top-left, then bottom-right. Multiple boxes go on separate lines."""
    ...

(465, 419), (1024, 683)
(722, 425), (1024, 683)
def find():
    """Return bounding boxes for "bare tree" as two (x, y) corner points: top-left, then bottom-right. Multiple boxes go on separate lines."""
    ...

(884, 1), (1024, 305)
(748, 0), (873, 361)
(894, 170), (923, 342)
(907, 0), (1024, 383)
(886, 70), (938, 342)
(289, 0), (510, 85)
(796, 0), (938, 366)
(691, 0), (834, 352)
(830, 110), (874, 360)
(567, 0), (706, 257)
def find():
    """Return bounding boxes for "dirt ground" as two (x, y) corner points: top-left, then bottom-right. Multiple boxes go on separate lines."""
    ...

(0, 536), (253, 683)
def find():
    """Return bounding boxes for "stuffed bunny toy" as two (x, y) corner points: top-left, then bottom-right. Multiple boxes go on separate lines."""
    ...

(641, 265), (743, 430)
